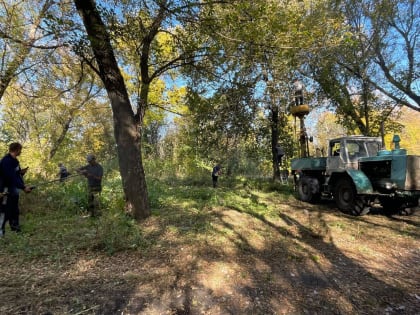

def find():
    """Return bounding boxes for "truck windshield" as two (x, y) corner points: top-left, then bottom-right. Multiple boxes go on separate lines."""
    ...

(365, 141), (381, 156)
(347, 140), (381, 160)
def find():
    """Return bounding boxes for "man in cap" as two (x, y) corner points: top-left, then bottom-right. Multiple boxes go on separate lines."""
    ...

(77, 154), (103, 217)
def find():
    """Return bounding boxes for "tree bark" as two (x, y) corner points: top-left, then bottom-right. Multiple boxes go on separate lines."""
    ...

(270, 105), (280, 180)
(74, 0), (150, 220)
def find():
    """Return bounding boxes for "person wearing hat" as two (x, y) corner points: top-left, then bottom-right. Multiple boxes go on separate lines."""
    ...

(77, 154), (103, 217)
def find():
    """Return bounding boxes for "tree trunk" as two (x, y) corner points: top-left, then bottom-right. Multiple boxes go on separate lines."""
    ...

(270, 105), (280, 180)
(74, 0), (150, 220)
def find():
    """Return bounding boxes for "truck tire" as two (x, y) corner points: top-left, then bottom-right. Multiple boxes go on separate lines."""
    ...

(334, 178), (369, 216)
(297, 176), (320, 203)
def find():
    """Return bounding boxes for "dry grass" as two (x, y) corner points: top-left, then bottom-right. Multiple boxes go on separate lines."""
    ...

(0, 179), (419, 315)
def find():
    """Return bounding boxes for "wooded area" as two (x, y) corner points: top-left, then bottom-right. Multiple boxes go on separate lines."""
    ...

(0, 1), (419, 314)
(0, 0), (419, 220)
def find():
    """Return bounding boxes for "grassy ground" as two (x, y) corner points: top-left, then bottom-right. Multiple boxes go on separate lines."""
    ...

(0, 175), (419, 314)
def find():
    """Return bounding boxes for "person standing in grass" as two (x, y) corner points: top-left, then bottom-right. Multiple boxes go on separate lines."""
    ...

(212, 164), (222, 188)
(57, 162), (70, 182)
(0, 142), (33, 236)
(77, 154), (103, 217)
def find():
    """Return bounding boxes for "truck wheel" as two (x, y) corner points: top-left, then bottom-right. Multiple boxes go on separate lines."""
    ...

(334, 178), (369, 216)
(297, 176), (320, 203)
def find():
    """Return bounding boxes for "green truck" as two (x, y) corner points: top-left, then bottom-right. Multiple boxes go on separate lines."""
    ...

(291, 135), (420, 215)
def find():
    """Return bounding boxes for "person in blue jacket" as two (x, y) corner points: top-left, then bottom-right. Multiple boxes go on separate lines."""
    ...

(0, 142), (32, 236)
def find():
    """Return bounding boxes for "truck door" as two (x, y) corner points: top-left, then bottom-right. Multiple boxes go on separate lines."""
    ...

(327, 141), (343, 172)
(346, 141), (363, 170)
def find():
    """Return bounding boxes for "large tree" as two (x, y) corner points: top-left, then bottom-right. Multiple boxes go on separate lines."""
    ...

(183, 0), (344, 178)
(73, 0), (221, 219)
(300, 0), (408, 136)
(366, 0), (420, 111)
(0, 48), (108, 162)
(74, 0), (150, 219)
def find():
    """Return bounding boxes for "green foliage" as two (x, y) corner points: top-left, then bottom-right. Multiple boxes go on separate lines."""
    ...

(0, 0), (417, 229)
(0, 0), (57, 99)
(1, 206), (146, 259)
(304, 0), (419, 134)
(0, 168), (296, 262)
(0, 166), (145, 259)
(0, 48), (114, 179)
(142, 176), (297, 252)
(94, 211), (145, 255)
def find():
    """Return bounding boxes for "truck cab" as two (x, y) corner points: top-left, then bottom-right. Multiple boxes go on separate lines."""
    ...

(326, 136), (382, 173)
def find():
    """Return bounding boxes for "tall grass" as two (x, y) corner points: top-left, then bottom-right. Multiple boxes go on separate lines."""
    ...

(0, 161), (295, 260)
(1, 171), (145, 258)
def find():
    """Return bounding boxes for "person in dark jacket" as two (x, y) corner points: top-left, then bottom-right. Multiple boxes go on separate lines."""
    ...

(57, 163), (70, 182)
(0, 142), (32, 236)
(77, 154), (103, 217)
(212, 164), (222, 188)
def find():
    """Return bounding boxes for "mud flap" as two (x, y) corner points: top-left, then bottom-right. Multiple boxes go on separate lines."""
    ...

(346, 169), (373, 194)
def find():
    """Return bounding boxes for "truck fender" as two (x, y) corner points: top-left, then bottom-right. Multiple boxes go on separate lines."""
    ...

(346, 169), (373, 194)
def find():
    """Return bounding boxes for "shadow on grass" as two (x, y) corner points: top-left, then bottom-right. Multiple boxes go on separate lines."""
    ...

(1, 176), (418, 314)
(137, 176), (419, 314)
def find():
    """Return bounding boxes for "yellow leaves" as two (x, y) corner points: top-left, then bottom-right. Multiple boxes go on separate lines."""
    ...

(389, 108), (420, 154)
(155, 31), (178, 61)
(313, 109), (347, 149)
(167, 86), (188, 115)
(143, 84), (188, 127)
(83, 127), (107, 153)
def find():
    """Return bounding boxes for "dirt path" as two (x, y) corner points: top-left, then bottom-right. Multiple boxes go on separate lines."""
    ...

(1, 199), (419, 314)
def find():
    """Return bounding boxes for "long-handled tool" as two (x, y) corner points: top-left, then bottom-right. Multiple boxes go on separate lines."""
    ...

(30, 173), (82, 189)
